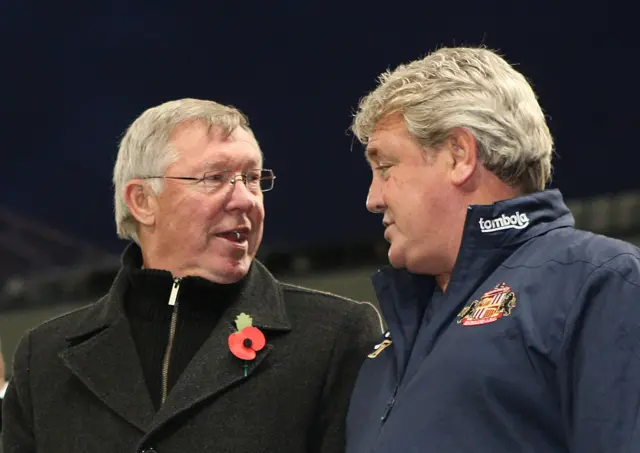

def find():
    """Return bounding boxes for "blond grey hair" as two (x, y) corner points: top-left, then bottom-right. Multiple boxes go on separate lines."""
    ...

(352, 46), (553, 193)
(113, 98), (252, 242)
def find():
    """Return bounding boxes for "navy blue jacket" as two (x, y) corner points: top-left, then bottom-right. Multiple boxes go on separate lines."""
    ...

(347, 190), (640, 453)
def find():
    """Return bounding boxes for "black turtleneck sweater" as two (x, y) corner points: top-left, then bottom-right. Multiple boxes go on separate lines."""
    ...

(123, 267), (246, 410)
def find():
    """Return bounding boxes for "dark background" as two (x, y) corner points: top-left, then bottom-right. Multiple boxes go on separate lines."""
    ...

(1, 1), (630, 255)
(0, 0), (636, 373)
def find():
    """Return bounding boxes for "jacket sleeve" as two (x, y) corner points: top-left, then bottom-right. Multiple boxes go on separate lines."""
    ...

(557, 259), (640, 453)
(2, 332), (36, 453)
(308, 301), (383, 453)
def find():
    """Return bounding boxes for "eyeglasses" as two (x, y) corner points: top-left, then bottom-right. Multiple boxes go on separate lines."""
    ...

(142, 169), (276, 193)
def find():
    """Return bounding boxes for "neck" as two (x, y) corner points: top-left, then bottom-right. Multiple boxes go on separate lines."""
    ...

(138, 236), (165, 270)
(462, 168), (523, 206)
(439, 177), (523, 289)
(435, 273), (451, 292)
(137, 237), (190, 278)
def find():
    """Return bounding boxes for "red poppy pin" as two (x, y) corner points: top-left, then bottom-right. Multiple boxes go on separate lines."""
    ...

(228, 313), (266, 376)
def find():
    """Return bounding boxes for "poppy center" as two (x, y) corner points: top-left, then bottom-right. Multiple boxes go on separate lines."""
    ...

(243, 338), (253, 348)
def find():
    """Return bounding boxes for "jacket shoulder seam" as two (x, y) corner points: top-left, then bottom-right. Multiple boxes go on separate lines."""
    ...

(30, 298), (104, 332)
(280, 282), (358, 303)
(555, 253), (640, 361)
(500, 253), (640, 288)
(280, 283), (385, 333)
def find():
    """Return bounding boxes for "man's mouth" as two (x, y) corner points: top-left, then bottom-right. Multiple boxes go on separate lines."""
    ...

(383, 224), (394, 243)
(216, 229), (249, 243)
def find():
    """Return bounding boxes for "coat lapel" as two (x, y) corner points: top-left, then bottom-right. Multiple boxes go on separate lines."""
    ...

(149, 261), (292, 431)
(59, 246), (292, 435)
(60, 283), (156, 433)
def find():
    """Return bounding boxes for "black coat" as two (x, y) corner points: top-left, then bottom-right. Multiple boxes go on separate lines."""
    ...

(2, 259), (382, 453)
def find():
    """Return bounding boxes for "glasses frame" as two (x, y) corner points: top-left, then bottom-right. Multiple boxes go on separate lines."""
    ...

(141, 168), (276, 193)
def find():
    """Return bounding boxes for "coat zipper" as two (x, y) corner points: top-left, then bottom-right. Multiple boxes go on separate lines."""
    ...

(161, 277), (181, 405)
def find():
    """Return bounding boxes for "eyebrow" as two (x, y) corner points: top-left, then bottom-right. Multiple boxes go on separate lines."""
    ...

(203, 160), (226, 168)
(365, 146), (379, 163)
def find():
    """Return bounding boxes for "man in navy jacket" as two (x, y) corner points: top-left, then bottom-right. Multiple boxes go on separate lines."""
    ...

(346, 46), (640, 453)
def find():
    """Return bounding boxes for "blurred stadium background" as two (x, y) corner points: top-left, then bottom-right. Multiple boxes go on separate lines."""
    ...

(1, 2), (630, 374)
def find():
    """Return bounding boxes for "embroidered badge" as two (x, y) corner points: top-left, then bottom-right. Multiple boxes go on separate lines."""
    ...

(457, 282), (517, 326)
(368, 331), (392, 358)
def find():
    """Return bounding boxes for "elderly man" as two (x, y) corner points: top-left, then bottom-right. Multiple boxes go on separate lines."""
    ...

(346, 47), (640, 453)
(2, 98), (382, 453)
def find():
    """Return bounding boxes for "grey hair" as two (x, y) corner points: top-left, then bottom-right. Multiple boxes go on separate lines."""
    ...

(352, 46), (554, 193)
(113, 98), (252, 242)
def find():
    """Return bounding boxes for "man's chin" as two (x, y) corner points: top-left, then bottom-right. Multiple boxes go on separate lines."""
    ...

(388, 246), (433, 275)
(187, 258), (253, 284)
(387, 246), (407, 270)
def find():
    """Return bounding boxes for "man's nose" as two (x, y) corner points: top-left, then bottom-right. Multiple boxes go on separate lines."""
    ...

(366, 181), (384, 213)
(226, 177), (257, 210)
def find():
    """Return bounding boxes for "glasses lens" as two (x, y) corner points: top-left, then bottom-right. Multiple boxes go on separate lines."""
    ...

(202, 170), (228, 190)
(260, 170), (274, 192)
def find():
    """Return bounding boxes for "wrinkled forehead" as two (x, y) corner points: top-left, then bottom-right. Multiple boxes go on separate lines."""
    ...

(170, 121), (263, 171)
(364, 112), (427, 165)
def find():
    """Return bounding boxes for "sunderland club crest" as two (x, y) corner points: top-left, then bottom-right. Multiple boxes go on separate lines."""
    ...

(457, 282), (517, 326)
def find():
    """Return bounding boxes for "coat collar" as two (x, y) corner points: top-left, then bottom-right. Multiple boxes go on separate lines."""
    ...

(64, 243), (291, 340)
(60, 244), (291, 434)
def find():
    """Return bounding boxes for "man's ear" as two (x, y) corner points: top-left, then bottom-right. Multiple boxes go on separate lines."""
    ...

(447, 128), (479, 187)
(123, 179), (157, 227)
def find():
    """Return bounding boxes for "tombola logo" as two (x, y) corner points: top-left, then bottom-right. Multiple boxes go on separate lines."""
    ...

(479, 212), (530, 233)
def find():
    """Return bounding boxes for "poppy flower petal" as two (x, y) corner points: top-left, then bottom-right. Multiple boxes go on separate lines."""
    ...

(242, 326), (266, 351)
(228, 332), (256, 360)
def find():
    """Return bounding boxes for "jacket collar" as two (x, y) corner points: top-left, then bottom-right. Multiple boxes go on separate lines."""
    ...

(458, 188), (574, 249)
(374, 189), (574, 306)
(372, 189), (574, 378)
(61, 243), (291, 434)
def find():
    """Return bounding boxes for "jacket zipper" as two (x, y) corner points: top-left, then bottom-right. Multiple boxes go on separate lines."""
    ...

(381, 384), (399, 424)
(161, 277), (181, 405)
(373, 383), (399, 447)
